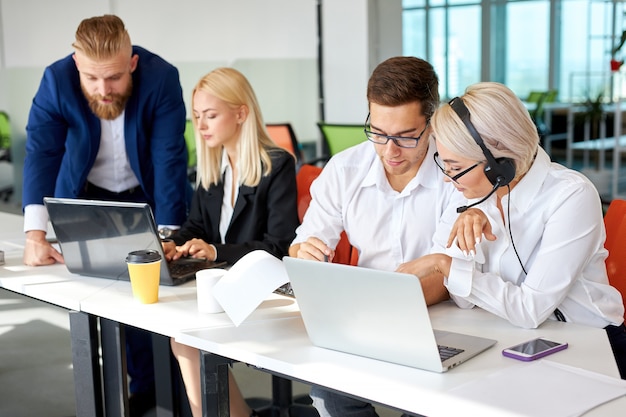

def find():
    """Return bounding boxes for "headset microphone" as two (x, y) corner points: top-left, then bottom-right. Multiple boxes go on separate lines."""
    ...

(456, 177), (501, 213)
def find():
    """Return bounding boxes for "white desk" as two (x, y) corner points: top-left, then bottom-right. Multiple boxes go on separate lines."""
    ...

(3, 212), (625, 417)
(1, 209), (301, 417)
(177, 301), (625, 417)
(0, 212), (117, 311)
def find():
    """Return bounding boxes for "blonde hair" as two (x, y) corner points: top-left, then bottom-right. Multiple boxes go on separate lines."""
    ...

(72, 15), (132, 60)
(192, 67), (278, 189)
(432, 82), (539, 179)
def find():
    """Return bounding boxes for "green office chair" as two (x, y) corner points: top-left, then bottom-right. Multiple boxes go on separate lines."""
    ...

(526, 91), (545, 104)
(545, 89), (558, 103)
(530, 90), (558, 143)
(184, 119), (197, 184)
(316, 122), (366, 163)
(0, 111), (10, 162)
(0, 111), (13, 202)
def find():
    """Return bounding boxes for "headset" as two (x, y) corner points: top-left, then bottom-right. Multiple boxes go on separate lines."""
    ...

(448, 97), (516, 213)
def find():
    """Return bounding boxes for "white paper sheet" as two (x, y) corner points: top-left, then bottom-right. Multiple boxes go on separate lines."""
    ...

(448, 360), (626, 417)
(212, 250), (289, 326)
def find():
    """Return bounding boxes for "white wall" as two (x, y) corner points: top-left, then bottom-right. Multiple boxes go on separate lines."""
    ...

(0, 0), (402, 205)
(321, 0), (402, 124)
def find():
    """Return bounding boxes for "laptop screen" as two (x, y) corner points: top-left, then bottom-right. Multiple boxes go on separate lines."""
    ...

(44, 198), (167, 281)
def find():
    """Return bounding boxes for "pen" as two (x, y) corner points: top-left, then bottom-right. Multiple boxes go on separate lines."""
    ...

(323, 254), (328, 262)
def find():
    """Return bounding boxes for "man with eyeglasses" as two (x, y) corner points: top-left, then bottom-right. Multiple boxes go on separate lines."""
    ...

(289, 56), (465, 417)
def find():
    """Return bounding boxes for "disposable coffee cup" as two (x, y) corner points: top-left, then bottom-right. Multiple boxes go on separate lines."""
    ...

(125, 249), (161, 304)
(196, 268), (226, 313)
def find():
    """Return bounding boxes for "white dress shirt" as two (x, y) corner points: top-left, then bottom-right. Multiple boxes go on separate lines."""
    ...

(24, 114), (139, 232)
(292, 139), (463, 272)
(219, 149), (238, 244)
(434, 148), (624, 329)
(87, 111), (139, 192)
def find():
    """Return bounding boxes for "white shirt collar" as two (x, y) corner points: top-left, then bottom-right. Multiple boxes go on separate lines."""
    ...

(360, 138), (441, 195)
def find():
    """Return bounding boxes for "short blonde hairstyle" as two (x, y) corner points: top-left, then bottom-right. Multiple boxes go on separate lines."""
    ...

(72, 15), (132, 60)
(192, 67), (278, 189)
(432, 82), (539, 179)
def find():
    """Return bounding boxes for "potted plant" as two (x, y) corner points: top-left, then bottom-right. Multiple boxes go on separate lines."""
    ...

(611, 30), (626, 71)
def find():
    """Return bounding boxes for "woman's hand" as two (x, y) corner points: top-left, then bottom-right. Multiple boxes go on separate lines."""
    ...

(171, 238), (216, 261)
(161, 239), (177, 261)
(447, 208), (497, 254)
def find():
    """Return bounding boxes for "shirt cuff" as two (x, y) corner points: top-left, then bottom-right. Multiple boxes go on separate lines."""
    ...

(445, 257), (474, 297)
(156, 224), (180, 231)
(24, 204), (49, 233)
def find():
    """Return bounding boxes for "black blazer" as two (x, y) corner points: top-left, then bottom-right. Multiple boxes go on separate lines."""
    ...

(174, 149), (298, 264)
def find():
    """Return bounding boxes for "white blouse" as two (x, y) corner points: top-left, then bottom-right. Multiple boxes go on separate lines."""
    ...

(433, 148), (624, 329)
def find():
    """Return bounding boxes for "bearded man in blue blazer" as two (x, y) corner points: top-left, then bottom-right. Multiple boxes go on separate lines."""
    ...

(23, 14), (188, 266)
(21, 15), (188, 415)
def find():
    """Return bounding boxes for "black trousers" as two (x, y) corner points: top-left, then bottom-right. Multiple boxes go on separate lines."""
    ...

(82, 182), (155, 395)
(606, 323), (626, 379)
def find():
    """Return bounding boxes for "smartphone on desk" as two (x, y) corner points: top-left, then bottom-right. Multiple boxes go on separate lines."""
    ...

(502, 337), (568, 361)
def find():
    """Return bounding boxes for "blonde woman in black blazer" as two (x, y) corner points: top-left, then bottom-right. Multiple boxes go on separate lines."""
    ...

(166, 67), (299, 417)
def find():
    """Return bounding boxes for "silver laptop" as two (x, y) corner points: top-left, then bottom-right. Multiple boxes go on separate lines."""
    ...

(283, 257), (496, 372)
(44, 197), (226, 286)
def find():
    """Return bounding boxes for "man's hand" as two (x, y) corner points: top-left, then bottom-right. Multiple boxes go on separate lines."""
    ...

(447, 208), (497, 254)
(397, 254), (451, 306)
(23, 230), (64, 266)
(289, 237), (334, 262)
(397, 253), (452, 280)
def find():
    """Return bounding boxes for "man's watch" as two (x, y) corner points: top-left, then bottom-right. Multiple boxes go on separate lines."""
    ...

(158, 227), (174, 240)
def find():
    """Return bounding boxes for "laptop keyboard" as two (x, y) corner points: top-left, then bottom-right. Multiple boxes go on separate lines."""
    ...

(438, 345), (464, 361)
(168, 258), (226, 280)
(274, 283), (295, 298)
(168, 261), (205, 278)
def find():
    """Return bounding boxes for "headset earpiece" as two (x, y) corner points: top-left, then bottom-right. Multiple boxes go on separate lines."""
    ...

(449, 97), (515, 187)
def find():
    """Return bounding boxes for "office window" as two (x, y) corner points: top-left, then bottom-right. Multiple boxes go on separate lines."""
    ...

(562, 0), (622, 102)
(504, 1), (549, 98)
(404, 1), (481, 99)
(403, 0), (624, 102)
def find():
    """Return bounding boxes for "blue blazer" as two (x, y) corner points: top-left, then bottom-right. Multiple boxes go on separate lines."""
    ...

(23, 46), (188, 226)
(173, 149), (299, 265)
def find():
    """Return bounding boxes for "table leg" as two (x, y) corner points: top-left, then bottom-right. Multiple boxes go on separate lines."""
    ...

(271, 376), (293, 417)
(69, 311), (104, 417)
(152, 333), (176, 417)
(199, 351), (230, 417)
(100, 318), (129, 417)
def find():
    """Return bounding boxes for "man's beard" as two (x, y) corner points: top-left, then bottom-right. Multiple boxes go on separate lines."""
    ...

(82, 79), (133, 120)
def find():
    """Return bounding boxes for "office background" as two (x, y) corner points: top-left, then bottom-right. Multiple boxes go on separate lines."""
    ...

(2, 0), (623, 206)
(0, 0), (403, 207)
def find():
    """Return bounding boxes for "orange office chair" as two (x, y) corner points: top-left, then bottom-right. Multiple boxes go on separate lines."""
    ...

(604, 199), (626, 319)
(266, 123), (304, 167)
(296, 164), (358, 266)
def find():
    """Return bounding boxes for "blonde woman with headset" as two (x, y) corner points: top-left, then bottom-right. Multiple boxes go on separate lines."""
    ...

(405, 82), (626, 378)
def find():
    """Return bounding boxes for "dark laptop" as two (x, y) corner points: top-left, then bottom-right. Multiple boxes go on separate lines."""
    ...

(44, 197), (226, 286)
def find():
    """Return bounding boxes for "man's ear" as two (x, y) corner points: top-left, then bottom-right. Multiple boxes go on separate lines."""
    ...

(129, 54), (139, 73)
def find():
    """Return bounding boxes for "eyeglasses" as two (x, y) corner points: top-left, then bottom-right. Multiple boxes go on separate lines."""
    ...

(363, 113), (430, 148)
(433, 152), (483, 183)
